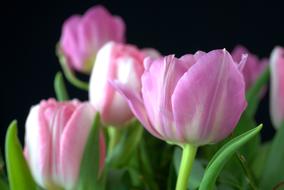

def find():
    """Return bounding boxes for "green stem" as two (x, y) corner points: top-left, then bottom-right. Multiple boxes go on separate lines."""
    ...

(107, 127), (121, 155)
(56, 46), (89, 91)
(54, 72), (69, 101)
(175, 144), (198, 190)
(59, 56), (89, 91)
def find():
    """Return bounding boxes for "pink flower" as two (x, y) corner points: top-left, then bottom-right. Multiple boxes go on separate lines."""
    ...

(113, 49), (247, 146)
(270, 46), (284, 128)
(24, 99), (105, 189)
(89, 42), (146, 126)
(59, 5), (125, 74)
(232, 45), (268, 91)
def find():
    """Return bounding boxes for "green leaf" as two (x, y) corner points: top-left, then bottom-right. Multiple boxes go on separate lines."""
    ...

(260, 122), (284, 190)
(199, 124), (263, 190)
(167, 162), (176, 190)
(218, 171), (242, 190)
(54, 71), (69, 101)
(251, 142), (270, 180)
(5, 120), (37, 190)
(246, 66), (270, 117)
(105, 168), (128, 190)
(233, 111), (260, 162)
(107, 120), (143, 168)
(75, 114), (105, 190)
(201, 111), (260, 163)
(0, 178), (9, 190)
(137, 137), (159, 190)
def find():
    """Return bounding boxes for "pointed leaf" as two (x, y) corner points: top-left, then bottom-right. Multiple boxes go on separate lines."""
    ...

(234, 111), (260, 162)
(199, 124), (262, 190)
(167, 162), (176, 190)
(260, 122), (284, 190)
(54, 71), (69, 101)
(75, 113), (105, 190)
(251, 142), (270, 180)
(5, 120), (37, 190)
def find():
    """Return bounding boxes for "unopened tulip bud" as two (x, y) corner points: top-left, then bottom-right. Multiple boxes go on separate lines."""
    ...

(113, 49), (247, 146)
(24, 99), (105, 189)
(270, 46), (284, 128)
(59, 6), (125, 73)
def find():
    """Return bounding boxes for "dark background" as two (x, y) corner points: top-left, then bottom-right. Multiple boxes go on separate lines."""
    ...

(1, 0), (284, 151)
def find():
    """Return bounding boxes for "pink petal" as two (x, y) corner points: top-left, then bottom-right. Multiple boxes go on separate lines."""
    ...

(141, 55), (192, 140)
(58, 103), (96, 189)
(110, 80), (162, 139)
(270, 46), (284, 128)
(25, 105), (52, 187)
(172, 49), (247, 145)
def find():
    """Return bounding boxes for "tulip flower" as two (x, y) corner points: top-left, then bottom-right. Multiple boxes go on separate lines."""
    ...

(113, 49), (247, 145)
(59, 6), (125, 74)
(270, 46), (284, 128)
(24, 99), (105, 189)
(113, 49), (247, 190)
(232, 45), (268, 91)
(89, 42), (147, 126)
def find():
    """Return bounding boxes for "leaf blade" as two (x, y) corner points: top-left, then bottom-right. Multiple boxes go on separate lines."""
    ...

(75, 113), (105, 190)
(199, 124), (263, 190)
(260, 122), (284, 190)
(5, 120), (37, 190)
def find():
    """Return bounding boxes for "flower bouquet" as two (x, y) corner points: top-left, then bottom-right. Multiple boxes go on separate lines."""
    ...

(1, 5), (284, 190)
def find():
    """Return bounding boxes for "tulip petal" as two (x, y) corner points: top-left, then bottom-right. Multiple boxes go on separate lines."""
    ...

(270, 47), (284, 128)
(60, 16), (82, 70)
(141, 56), (193, 140)
(25, 105), (52, 187)
(110, 80), (162, 139)
(172, 49), (247, 145)
(58, 103), (96, 189)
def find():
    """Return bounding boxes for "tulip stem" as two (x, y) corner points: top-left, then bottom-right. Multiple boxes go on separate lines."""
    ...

(54, 72), (69, 101)
(175, 144), (198, 190)
(107, 127), (121, 154)
(56, 46), (89, 91)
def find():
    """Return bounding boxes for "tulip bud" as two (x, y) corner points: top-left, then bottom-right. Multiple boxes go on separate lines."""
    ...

(231, 45), (268, 91)
(24, 99), (105, 189)
(270, 46), (284, 128)
(89, 42), (146, 126)
(59, 6), (125, 74)
(113, 49), (247, 146)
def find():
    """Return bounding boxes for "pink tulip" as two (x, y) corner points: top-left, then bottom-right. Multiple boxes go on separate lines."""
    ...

(59, 5), (125, 73)
(89, 42), (147, 126)
(112, 49), (247, 145)
(270, 46), (284, 128)
(232, 45), (268, 91)
(24, 99), (105, 189)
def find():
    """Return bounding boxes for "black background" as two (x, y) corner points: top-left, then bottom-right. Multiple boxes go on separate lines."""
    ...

(1, 0), (284, 151)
